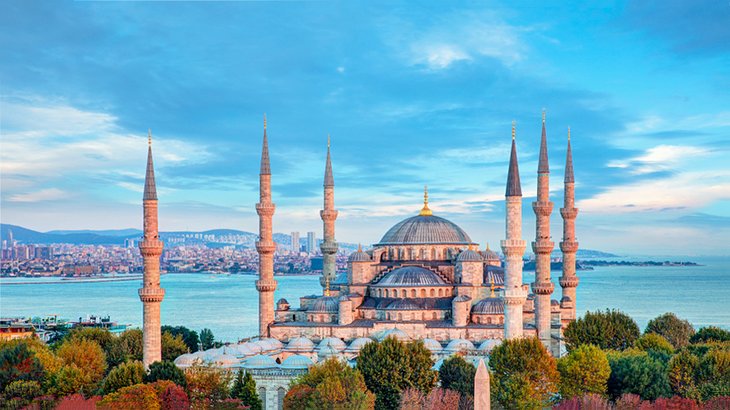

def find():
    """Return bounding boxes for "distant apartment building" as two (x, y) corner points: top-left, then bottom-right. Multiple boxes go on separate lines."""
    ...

(291, 231), (300, 253)
(306, 231), (316, 254)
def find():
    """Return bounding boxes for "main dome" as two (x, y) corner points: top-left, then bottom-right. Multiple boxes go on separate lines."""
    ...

(376, 214), (474, 246)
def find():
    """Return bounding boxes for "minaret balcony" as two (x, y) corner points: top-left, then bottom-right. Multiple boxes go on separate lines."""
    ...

(531, 281), (554, 295)
(500, 239), (526, 254)
(320, 241), (339, 254)
(320, 209), (339, 221)
(503, 289), (527, 304)
(559, 275), (580, 288)
(560, 241), (579, 253)
(256, 279), (278, 292)
(139, 239), (163, 255)
(138, 287), (165, 302)
(256, 241), (276, 254)
(560, 207), (578, 219)
(532, 201), (554, 216)
(256, 202), (276, 216)
(532, 240), (554, 254)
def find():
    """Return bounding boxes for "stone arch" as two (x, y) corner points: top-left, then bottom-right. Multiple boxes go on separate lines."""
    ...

(278, 387), (286, 409)
(411, 289), (416, 298)
(438, 289), (443, 297)
(384, 289), (389, 298)
(258, 387), (266, 408)
(420, 289), (426, 297)
(430, 289), (435, 297)
(401, 289), (407, 298)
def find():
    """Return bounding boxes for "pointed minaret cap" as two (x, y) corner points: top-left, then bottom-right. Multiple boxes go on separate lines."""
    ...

(565, 127), (574, 183)
(260, 114), (271, 175)
(420, 185), (433, 216)
(506, 121), (522, 197)
(324, 134), (334, 187)
(538, 110), (549, 174)
(143, 129), (158, 201)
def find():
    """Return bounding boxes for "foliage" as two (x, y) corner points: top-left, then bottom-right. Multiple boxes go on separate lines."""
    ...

(231, 369), (262, 410)
(48, 364), (94, 397)
(489, 336), (560, 409)
(646, 313), (695, 349)
(691, 327), (730, 344)
(552, 393), (611, 410)
(146, 360), (187, 387)
(200, 328), (215, 350)
(652, 395), (700, 409)
(56, 338), (107, 383)
(564, 309), (640, 351)
(0, 342), (45, 388)
(285, 357), (375, 410)
(1, 380), (43, 409)
(100, 360), (145, 394)
(613, 393), (645, 410)
(162, 325), (200, 352)
(695, 349), (730, 401)
(438, 355), (475, 399)
(158, 381), (190, 410)
(425, 387), (461, 410)
(107, 329), (144, 367)
(162, 332), (190, 362)
(184, 362), (233, 408)
(356, 338), (436, 410)
(635, 333), (675, 355)
(66, 327), (115, 352)
(55, 393), (102, 410)
(97, 382), (161, 410)
(557, 344), (610, 399)
(399, 388), (425, 410)
(607, 349), (671, 401)
(703, 396), (730, 410)
(668, 350), (700, 400)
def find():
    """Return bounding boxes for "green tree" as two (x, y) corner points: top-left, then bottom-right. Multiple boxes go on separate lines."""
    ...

(285, 357), (375, 410)
(107, 329), (144, 367)
(691, 327), (730, 344)
(0, 343), (44, 388)
(564, 309), (640, 351)
(356, 338), (436, 410)
(100, 360), (146, 394)
(438, 355), (475, 399)
(668, 350), (700, 400)
(646, 313), (695, 349)
(146, 360), (187, 387)
(634, 333), (675, 355)
(489, 337), (559, 409)
(607, 349), (671, 401)
(200, 328), (215, 350)
(48, 364), (94, 397)
(232, 369), (263, 410)
(557, 344), (610, 399)
(695, 349), (730, 400)
(162, 332), (189, 362)
(1, 380), (42, 409)
(162, 325), (200, 353)
(66, 327), (115, 352)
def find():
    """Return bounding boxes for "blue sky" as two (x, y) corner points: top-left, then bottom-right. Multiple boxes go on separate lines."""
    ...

(1, 1), (729, 255)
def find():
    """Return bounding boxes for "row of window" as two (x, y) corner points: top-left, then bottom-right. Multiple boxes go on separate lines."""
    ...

(371, 287), (454, 298)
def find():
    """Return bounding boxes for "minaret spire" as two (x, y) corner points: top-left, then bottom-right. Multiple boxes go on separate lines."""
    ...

(532, 111), (555, 350)
(560, 127), (579, 328)
(506, 121), (522, 197)
(256, 115), (277, 337)
(138, 129), (165, 368)
(320, 135), (339, 290)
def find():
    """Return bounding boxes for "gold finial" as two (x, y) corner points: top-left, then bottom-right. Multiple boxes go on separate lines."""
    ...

(489, 277), (495, 297)
(568, 126), (571, 141)
(324, 277), (331, 297)
(358, 243), (362, 252)
(148, 129), (152, 147)
(485, 242), (490, 251)
(420, 185), (432, 216)
(263, 113), (267, 130)
(542, 108), (546, 123)
(511, 120), (516, 140)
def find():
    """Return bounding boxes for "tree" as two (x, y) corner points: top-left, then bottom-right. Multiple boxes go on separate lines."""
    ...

(100, 360), (146, 394)
(695, 349), (730, 401)
(564, 309), (640, 351)
(285, 357), (375, 410)
(424, 387), (461, 410)
(489, 337), (559, 409)
(607, 349), (671, 401)
(668, 350), (700, 400)
(1, 380), (43, 409)
(48, 364), (95, 397)
(634, 333), (675, 355)
(162, 332), (189, 362)
(690, 327), (730, 344)
(231, 369), (262, 410)
(646, 313), (695, 349)
(107, 329), (144, 367)
(0, 343), (44, 388)
(56, 338), (107, 383)
(557, 344), (610, 399)
(97, 383), (161, 410)
(184, 362), (233, 408)
(66, 327), (115, 352)
(200, 328), (215, 350)
(356, 338), (436, 410)
(438, 355), (475, 399)
(162, 325), (200, 353)
(146, 360), (187, 387)
(553, 394), (611, 410)
(156, 381), (190, 410)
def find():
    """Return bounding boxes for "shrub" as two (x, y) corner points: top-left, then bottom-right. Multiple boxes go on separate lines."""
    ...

(652, 395), (700, 409)
(97, 383), (160, 410)
(1, 380), (43, 409)
(635, 333), (675, 355)
(438, 355), (475, 399)
(162, 332), (189, 362)
(691, 327), (730, 344)
(423, 387), (460, 410)
(553, 393), (611, 410)
(285, 357), (375, 410)
(557, 344), (610, 399)
(646, 313), (695, 349)
(668, 350), (700, 399)
(56, 338), (107, 383)
(607, 350), (671, 401)
(162, 325), (200, 353)
(100, 360), (145, 394)
(0, 343), (44, 388)
(564, 309), (640, 351)
(48, 364), (95, 397)
(146, 360), (187, 387)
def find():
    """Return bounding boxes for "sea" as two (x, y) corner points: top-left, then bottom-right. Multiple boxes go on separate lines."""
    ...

(1, 256), (728, 343)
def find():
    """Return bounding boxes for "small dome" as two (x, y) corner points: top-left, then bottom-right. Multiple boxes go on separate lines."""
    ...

(220, 345), (240, 356)
(243, 354), (278, 369)
(444, 339), (475, 353)
(233, 343), (257, 357)
(202, 348), (222, 362)
(483, 247), (500, 261)
(286, 337), (315, 353)
(551, 300), (560, 306)
(212, 353), (239, 368)
(349, 249), (371, 262)
(243, 342), (264, 354)
(472, 298), (504, 315)
(252, 339), (278, 352)
(308, 296), (339, 313)
(317, 337), (346, 352)
(345, 338), (374, 353)
(453, 295), (471, 303)
(173, 353), (198, 367)
(377, 266), (447, 286)
(478, 339), (501, 352)
(457, 249), (483, 262)
(318, 345), (340, 359)
(379, 328), (411, 341)
(386, 299), (421, 310)
(259, 338), (284, 350)
(281, 354), (314, 369)
(421, 338), (443, 353)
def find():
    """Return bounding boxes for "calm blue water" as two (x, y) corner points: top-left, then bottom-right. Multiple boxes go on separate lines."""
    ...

(1, 257), (728, 342)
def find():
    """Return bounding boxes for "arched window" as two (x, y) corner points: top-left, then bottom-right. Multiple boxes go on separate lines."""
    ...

(384, 289), (389, 298)
(411, 289), (416, 298)
(431, 248), (436, 260)
(432, 312), (438, 320)
(438, 289), (443, 297)
(487, 317), (492, 324)
(398, 313), (403, 321)
(278, 387), (286, 410)
(499, 317), (504, 324)
(430, 289), (435, 297)
(386, 312), (391, 320)
(420, 289), (426, 297)
(258, 388), (266, 408)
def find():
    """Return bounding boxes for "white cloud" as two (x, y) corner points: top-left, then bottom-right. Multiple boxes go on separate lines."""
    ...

(7, 188), (68, 202)
(608, 144), (708, 175)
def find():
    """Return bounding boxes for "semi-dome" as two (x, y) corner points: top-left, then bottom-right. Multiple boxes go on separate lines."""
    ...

(377, 266), (447, 286)
(243, 354), (278, 369)
(308, 296), (339, 313)
(457, 249), (483, 262)
(281, 354), (314, 369)
(444, 339), (475, 353)
(317, 337), (346, 352)
(472, 298), (504, 315)
(376, 214), (474, 246)
(349, 246), (371, 262)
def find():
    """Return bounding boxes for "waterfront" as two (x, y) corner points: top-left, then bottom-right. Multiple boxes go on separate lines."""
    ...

(1, 256), (728, 343)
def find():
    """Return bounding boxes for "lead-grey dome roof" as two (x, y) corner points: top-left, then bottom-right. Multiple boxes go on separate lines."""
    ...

(376, 266), (447, 286)
(376, 215), (473, 246)
(308, 296), (339, 313)
(472, 298), (504, 315)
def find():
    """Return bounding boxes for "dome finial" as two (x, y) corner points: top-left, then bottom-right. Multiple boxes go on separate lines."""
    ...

(568, 126), (571, 141)
(148, 129), (152, 147)
(512, 120), (516, 140)
(542, 108), (546, 123)
(357, 243), (362, 252)
(420, 185), (432, 216)
(490, 277), (495, 297)
(486, 242), (490, 251)
(324, 277), (330, 297)
(263, 113), (267, 130)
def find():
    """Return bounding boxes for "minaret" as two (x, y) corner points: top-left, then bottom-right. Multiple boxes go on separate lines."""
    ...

(138, 130), (165, 368)
(532, 111), (555, 347)
(501, 121), (527, 340)
(559, 128), (579, 322)
(319, 135), (339, 289)
(256, 115), (277, 337)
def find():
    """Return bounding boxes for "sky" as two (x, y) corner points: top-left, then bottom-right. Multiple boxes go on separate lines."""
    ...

(1, 1), (729, 256)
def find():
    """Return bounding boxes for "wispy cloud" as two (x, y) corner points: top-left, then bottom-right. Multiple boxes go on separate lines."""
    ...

(7, 188), (69, 203)
(607, 144), (708, 175)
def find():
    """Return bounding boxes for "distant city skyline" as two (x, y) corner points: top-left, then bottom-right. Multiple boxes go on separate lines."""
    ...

(1, 2), (729, 255)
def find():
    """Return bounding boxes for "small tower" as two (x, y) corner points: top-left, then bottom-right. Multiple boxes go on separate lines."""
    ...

(560, 128), (579, 324)
(532, 111), (555, 348)
(501, 121), (527, 340)
(256, 115), (278, 337)
(138, 130), (165, 368)
(320, 135), (339, 290)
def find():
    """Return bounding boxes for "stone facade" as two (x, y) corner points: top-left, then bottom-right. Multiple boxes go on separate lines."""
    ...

(257, 117), (277, 337)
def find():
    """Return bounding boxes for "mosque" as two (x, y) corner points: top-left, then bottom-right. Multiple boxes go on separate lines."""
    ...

(143, 113), (579, 409)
